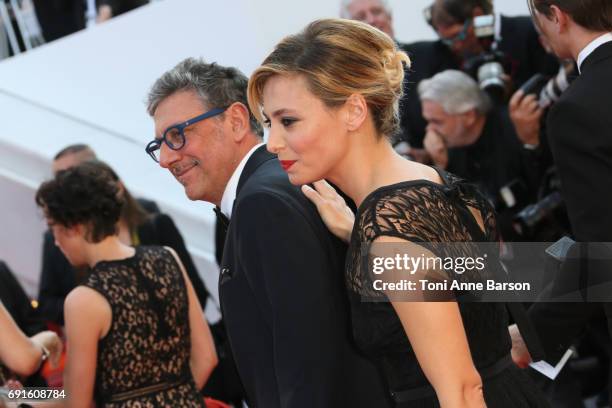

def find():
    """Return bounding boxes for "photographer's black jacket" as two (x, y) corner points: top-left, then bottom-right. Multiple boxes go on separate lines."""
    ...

(446, 107), (540, 239)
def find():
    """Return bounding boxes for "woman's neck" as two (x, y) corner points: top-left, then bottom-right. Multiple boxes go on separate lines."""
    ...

(327, 131), (409, 207)
(84, 236), (135, 268)
(327, 126), (442, 208)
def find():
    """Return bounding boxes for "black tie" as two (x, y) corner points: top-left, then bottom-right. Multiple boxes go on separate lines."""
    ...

(214, 206), (230, 231)
(213, 206), (230, 264)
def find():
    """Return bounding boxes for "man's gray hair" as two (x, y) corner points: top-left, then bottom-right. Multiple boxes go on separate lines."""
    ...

(146, 57), (263, 137)
(418, 70), (491, 115)
(340, 0), (391, 18)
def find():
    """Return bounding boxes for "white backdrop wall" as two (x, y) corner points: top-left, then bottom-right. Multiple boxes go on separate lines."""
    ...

(0, 0), (530, 319)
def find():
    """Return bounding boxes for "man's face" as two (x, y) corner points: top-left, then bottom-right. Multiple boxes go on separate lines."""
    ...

(532, 9), (572, 60)
(422, 100), (471, 147)
(52, 150), (95, 174)
(347, 0), (394, 37)
(153, 90), (236, 204)
(435, 20), (482, 59)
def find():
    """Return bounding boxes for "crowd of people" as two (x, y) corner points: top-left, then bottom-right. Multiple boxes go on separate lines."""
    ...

(1, 0), (150, 59)
(2, 0), (612, 407)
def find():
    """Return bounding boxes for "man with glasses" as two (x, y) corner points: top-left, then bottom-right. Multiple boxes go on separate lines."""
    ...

(399, 0), (557, 160)
(145, 58), (389, 408)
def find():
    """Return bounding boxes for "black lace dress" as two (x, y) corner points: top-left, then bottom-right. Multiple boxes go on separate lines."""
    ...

(347, 169), (549, 408)
(84, 246), (205, 407)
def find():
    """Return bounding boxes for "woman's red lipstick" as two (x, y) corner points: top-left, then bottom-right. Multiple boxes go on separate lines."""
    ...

(280, 160), (297, 171)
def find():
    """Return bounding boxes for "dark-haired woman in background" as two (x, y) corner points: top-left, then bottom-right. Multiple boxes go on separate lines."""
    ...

(38, 160), (210, 327)
(35, 162), (217, 407)
(248, 18), (549, 408)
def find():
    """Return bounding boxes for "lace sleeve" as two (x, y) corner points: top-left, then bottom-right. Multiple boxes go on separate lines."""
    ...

(348, 178), (498, 302)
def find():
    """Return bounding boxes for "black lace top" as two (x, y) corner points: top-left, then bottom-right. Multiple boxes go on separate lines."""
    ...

(84, 246), (204, 408)
(346, 169), (547, 407)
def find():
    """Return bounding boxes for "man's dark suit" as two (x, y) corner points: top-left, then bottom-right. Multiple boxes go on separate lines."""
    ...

(0, 261), (46, 336)
(400, 15), (558, 148)
(218, 146), (390, 408)
(527, 41), (612, 382)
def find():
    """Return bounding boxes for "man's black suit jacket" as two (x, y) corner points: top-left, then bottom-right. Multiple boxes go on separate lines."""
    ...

(0, 261), (46, 336)
(400, 15), (558, 148)
(218, 146), (390, 408)
(527, 41), (612, 368)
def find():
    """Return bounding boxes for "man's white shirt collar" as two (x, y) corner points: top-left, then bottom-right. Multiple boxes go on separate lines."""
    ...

(220, 143), (265, 219)
(577, 32), (612, 73)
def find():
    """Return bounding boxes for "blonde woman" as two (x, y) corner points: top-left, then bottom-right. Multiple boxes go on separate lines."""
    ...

(248, 19), (549, 408)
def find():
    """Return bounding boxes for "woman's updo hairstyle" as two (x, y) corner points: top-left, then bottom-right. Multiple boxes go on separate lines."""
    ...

(248, 18), (410, 138)
(36, 160), (124, 243)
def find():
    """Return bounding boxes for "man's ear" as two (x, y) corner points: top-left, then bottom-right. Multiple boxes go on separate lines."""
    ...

(225, 102), (251, 141)
(463, 109), (479, 127)
(549, 5), (569, 33)
(344, 93), (368, 132)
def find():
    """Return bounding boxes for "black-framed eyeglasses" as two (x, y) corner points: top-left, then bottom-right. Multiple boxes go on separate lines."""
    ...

(145, 106), (228, 162)
(439, 18), (472, 48)
(422, 4), (472, 48)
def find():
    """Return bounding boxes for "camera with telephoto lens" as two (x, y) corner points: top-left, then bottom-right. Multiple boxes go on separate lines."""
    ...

(512, 168), (571, 241)
(463, 15), (509, 104)
(520, 61), (576, 109)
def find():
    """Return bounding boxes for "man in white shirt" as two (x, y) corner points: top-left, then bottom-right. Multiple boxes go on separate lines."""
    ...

(144, 58), (390, 408)
(511, 0), (612, 397)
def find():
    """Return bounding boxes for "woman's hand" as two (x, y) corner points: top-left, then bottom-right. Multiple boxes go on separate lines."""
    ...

(509, 324), (532, 369)
(301, 180), (355, 243)
(30, 331), (63, 369)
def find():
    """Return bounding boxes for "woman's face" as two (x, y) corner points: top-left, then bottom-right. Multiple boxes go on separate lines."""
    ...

(262, 74), (350, 186)
(48, 219), (86, 267)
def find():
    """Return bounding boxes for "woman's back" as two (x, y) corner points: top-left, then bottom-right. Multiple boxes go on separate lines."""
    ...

(85, 245), (204, 407)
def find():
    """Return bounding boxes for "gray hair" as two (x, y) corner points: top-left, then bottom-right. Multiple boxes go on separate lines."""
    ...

(340, 0), (391, 18)
(418, 70), (491, 115)
(146, 57), (263, 137)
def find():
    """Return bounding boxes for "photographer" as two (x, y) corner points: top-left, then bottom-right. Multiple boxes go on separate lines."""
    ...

(419, 70), (541, 240)
(507, 59), (578, 241)
(400, 0), (558, 153)
(509, 0), (612, 397)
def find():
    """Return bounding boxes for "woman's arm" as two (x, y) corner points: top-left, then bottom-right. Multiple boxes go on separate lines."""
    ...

(391, 301), (485, 407)
(166, 247), (218, 390)
(63, 287), (111, 408)
(375, 236), (486, 408)
(0, 302), (59, 376)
